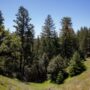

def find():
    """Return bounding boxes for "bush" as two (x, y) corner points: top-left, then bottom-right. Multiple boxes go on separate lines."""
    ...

(56, 70), (68, 84)
(56, 71), (64, 84)
(68, 51), (86, 77)
(47, 55), (65, 74)
(47, 55), (68, 83)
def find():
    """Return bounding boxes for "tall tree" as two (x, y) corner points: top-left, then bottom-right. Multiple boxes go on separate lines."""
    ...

(0, 10), (4, 45)
(40, 15), (59, 59)
(14, 6), (34, 75)
(60, 17), (78, 59)
(0, 10), (5, 45)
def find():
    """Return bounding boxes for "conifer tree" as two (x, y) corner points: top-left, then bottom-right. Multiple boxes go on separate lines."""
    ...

(14, 6), (34, 75)
(68, 51), (86, 76)
(40, 15), (59, 59)
(60, 17), (77, 59)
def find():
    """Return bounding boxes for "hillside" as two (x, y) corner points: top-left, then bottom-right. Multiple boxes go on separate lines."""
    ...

(0, 58), (90, 90)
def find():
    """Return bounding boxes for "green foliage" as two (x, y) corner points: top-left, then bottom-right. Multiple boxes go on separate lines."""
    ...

(77, 27), (90, 57)
(0, 10), (4, 26)
(34, 36), (41, 57)
(56, 70), (68, 84)
(47, 55), (64, 74)
(40, 53), (49, 69)
(60, 17), (78, 59)
(14, 6), (34, 75)
(40, 15), (59, 59)
(0, 32), (21, 77)
(47, 55), (68, 83)
(68, 51), (86, 77)
(38, 53), (49, 82)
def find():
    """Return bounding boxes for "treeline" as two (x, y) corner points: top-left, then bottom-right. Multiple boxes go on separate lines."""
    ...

(0, 6), (90, 84)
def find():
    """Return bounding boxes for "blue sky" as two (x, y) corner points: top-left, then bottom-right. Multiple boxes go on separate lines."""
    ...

(0, 0), (90, 37)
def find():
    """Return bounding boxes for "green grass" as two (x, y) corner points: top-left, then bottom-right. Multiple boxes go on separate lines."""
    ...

(0, 58), (90, 90)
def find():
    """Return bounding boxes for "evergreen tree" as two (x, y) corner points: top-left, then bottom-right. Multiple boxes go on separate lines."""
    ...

(0, 10), (4, 27)
(68, 51), (86, 77)
(40, 15), (59, 59)
(34, 36), (41, 58)
(14, 6), (34, 76)
(60, 17), (78, 59)
(77, 27), (90, 57)
(0, 10), (5, 48)
(87, 28), (90, 57)
(47, 55), (67, 83)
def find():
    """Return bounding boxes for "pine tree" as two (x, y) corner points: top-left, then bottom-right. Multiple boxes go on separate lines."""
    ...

(0, 10), (4, 27)
(47, 55), (68, 83)
(40, 15), (59, 59)
(68, 51), (86, 76)
(60, 17), (77, 59)
(14, 6), (34, 76)
(34, 36), (41, 58)
(77, 27), (90, 57)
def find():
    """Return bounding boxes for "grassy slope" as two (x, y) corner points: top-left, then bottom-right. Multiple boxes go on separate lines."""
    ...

(0, 58), (90, 90)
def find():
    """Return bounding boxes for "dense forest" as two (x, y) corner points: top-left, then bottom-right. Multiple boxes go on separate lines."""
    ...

(0, 6), (90, 84)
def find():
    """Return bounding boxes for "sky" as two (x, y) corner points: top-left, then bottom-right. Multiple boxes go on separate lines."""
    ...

(0, 0), (90, 37)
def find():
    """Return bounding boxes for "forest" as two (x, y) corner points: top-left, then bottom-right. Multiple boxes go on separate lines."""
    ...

(0, 6), (90, 84)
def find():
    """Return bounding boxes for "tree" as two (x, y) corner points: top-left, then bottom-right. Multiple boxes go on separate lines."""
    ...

(0, 31), (21, 77)
(14, 6), (34, 76)
(40, 15), (59, 59)
(0, 10), (8, 75)
(0, 30), (9, 75)
(0, 10), (4, 27)
(56, 70), (67, 84)
(33, 36), (41, 58)
(47, 55), (67, 83)
(87, 29), (90, 57)
(77, 27), (90, 57)
(60, 17), (78, 59)
(38, 53), (49, 82)
(0, 10), (5, 47)
(68, 51), (86, 77)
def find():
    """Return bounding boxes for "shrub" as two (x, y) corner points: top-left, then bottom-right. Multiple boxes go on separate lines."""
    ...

(47, 55), (68, 83)
(47, 55), (65, 74)
(56, 71), (64, 84)
(68, 51), (86, 77)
